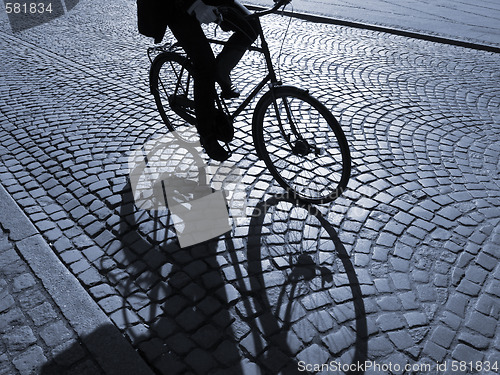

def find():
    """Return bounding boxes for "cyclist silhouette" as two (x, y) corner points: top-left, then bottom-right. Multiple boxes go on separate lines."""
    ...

(138, 0), (259, 161)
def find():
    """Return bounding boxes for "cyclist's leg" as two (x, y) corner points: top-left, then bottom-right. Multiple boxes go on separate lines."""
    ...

(168, 14), (229, 161)
(168, 14), (216, 139)
(223, 0), (260, 46)
(216, 1), (259, 93)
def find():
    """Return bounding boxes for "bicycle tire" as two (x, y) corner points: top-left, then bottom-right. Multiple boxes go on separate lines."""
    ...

(149, 52), (198, 142)
(253, 86), (350, 204)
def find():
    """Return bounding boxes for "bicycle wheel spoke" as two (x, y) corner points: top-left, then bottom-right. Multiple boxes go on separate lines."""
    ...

(255, 88), (350, 203)
(151, 53), (197, 142)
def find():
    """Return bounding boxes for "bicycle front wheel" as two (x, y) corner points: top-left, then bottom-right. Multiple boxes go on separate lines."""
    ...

(253, 86), (351, 204)
(149, 52), (198, 141)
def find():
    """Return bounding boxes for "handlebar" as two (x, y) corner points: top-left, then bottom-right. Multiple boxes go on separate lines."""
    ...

(250, 0), (292, 18)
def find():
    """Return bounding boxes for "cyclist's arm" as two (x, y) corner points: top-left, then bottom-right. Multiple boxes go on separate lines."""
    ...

(177, 0), (238, 25)
(187, 0), (220, 24)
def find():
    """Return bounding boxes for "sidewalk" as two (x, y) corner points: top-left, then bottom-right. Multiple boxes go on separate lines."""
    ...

(244, 0), (500, 50)
(0, 183), (153, 375)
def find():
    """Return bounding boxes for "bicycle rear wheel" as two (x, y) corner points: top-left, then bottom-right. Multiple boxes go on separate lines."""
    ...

(149, 52), (198, 142)
(253, 86), (350, 204)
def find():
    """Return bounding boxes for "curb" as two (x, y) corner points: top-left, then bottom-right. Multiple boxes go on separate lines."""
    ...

(0, 183), (154, 375)
(245, 5), (500, 54)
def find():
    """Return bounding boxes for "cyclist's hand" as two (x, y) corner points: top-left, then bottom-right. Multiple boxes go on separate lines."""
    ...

(188, 0), (219, 24)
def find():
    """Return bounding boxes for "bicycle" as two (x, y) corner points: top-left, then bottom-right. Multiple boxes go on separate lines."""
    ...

(148, 0), (351, 204)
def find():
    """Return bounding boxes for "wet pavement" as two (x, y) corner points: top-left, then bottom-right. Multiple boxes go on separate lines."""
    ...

(0, 0), (499, 374)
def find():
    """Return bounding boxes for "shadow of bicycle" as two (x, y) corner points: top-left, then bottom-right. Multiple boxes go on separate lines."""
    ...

(41, 170), (367, 374)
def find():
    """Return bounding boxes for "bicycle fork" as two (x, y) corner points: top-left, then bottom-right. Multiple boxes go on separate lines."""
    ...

(270, 90), (325, 158)
(269, 89), (316, 157)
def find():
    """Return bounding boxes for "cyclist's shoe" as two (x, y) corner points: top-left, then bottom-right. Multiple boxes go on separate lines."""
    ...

(200, 136), (229, 162)
(220, 84), (240, 99)
(215, 110), (234, 143)
(216, 69), (240, 99)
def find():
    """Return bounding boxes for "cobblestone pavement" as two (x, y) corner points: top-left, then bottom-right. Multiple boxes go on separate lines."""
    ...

(0, 225), (105, 375)
(1, 0), (500, 374)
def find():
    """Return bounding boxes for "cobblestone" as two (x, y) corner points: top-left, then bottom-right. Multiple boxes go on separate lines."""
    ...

(322, 326), (356, 354)
(465, 312), (497, 338)
(452, 344), (484, 363)
(0, 227), (103, 373)
(12, 346), (47, 375)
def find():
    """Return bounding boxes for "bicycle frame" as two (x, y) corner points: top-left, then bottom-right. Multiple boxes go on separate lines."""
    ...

(149, 0), (302, 148)
(206, 17), (280, 121)
(148, 0), (349, 203)
(207, 9), (302, 147)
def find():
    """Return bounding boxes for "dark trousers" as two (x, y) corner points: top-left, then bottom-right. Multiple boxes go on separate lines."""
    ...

(167, 2), (258, 138)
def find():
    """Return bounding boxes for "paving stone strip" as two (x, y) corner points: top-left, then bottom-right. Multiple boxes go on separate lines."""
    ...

(0, 225), (95, 375)
(0, 183), (153, 374)
(244, 0), (500, 52)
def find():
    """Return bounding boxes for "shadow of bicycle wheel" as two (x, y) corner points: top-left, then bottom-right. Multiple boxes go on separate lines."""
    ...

(224, 193), (368, 374)
(41, 148), (367, 374)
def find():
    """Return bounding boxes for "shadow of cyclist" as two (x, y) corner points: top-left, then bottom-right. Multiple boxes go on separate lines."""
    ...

(111, 131), (245, 373)
(40, 189), (367, 374)
(117, 181), (244, 373)
(41, 124), (366, 374)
